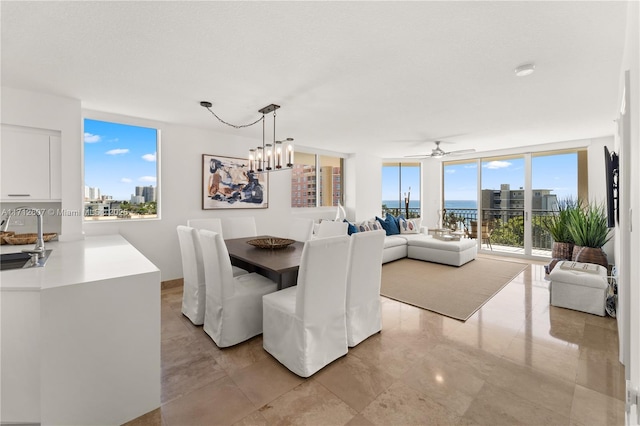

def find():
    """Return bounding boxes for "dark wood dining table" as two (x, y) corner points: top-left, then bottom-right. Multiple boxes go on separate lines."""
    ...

(224, 235), (304, 290)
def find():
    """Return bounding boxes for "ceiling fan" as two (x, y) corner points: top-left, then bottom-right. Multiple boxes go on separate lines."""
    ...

(405, 141), (475, 159)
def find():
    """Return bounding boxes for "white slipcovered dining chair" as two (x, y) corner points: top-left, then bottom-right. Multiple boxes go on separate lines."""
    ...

(221, 217), (258, 240)
(187, 218), (223, 234)
(262, 235), (350, 377)
(288, 217), (314, 242)
(198, 229), (278, 347)
(188, 218), (248, 277)
(346, 230), (386, 347)
(314, 220), (348, 239)
(177, 225), (207, 325)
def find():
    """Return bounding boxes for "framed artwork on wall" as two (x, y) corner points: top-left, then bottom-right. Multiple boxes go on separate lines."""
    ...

(202, 154), (268, 210)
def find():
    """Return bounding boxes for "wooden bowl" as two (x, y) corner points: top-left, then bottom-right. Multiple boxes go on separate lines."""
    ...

(246, 237), (295, 249)
(0, 231), (15, 245)
(2, 232), (58, 245)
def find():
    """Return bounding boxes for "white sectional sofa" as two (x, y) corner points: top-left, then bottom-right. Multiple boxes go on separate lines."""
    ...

(345, 216), (477, 267)
(382, 229), (477, 267)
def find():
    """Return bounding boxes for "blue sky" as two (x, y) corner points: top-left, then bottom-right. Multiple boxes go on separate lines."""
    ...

(382, 153), (578, 202)
(382, 164), (421, 201)
(84, 119), (157, 200)
(444, 153), (578, 201)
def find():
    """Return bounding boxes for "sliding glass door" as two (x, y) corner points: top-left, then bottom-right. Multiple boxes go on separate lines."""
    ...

(480, 155), (526, 254)
(531, 151), (580, 256)
(444, 148), (584, 258)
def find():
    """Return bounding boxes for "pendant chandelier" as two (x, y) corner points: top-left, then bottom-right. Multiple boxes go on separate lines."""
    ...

(200, 101), (294, 174)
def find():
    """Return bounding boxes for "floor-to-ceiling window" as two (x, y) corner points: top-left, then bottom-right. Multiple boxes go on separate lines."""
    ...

(531, 150), (579, 255)
(481, 155), (526, 254)
(443, 148), (585, 258)
(443, 160), (478, 230)
(382, 162), (420, 218)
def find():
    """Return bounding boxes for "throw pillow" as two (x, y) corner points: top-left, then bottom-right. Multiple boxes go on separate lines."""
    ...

(385, 213), (401, 235)
(344, 219), (358, 235)
(357, 220), (372, 232)
(368, 219), (383, 232)
(375, 215), (400, 236)
(398, 217), (422, 234)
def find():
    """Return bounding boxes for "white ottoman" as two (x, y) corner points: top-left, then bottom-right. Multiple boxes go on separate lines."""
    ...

(549, 261), (608, 316)
(407, 236), (477, 266)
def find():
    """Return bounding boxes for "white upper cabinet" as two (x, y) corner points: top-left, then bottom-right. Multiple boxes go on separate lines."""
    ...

(1, 125), (61, 201)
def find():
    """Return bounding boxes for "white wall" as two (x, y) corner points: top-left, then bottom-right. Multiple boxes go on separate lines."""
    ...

(615, 1), (639, 417)
(422, 158), (442, 229)
(344, 153), (382, 223)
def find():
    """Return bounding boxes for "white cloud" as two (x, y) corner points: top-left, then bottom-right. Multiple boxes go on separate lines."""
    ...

(142, 152), (156, 162)
(483, 160), (511, 169)
(84, 132), (101, 143)
(105, 148), (129, 155)
(121, 178), (132, 183)
(445, 169), (456, 174)
(139, 176), (157, 183)
(463, 164), (478, 169)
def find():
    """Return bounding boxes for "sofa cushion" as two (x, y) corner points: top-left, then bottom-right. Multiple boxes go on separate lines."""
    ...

(384, 236), (407, 249)
(408, 236), (476, 252)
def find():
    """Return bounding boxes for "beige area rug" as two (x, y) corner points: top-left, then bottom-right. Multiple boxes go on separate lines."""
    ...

(381, 257), (528, 321)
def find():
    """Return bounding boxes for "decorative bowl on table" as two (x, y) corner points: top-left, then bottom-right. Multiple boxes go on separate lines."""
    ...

(3, 232), (58, 245)
(246, 237), (295, 250)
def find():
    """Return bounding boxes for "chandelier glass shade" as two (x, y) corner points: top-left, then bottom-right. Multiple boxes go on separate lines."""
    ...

(200, 101), (294, 174)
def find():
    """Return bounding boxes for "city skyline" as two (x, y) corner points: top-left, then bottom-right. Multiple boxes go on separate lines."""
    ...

(84, 118), (158, 200)
(85, 184), (157, 203)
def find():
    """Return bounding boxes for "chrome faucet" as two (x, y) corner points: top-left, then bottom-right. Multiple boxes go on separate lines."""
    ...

(1, 207), (45, 256)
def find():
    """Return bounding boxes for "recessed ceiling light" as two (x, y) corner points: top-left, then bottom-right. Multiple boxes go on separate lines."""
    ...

(515, 63), (535, 77)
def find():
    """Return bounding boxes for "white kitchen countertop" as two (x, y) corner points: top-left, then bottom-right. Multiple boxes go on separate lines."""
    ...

(1, 234), (160, 291)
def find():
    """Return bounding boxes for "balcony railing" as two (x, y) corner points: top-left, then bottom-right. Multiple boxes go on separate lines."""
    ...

(444, 207), (556, 253)
(382, 206), (421, 219)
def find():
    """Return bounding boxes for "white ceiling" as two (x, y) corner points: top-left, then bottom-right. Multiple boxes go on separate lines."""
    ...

(1, 1), (629, 158)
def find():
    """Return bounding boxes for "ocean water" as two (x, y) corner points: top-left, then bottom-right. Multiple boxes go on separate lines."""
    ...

(382, 200), (477, 209)
(444, 200), (477, 209)
(382, 200), (421, 209)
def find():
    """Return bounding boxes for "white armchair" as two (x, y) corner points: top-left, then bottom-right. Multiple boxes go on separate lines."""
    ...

(314, 220), (348, 238)
(198, 229), (277, 347)
(262, 235), (350, 377)
(188, 218), (248, 277)
(346, 230), (386, 347)
(221, 217), (258, 240)
(176, 225), (207, 325)
(288, 217), (314, 242)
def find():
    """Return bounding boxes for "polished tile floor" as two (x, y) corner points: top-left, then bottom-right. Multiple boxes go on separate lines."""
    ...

(127, 258), (625, 426)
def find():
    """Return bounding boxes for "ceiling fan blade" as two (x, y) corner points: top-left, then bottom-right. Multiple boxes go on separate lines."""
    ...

(404, 154), (431, 158)
(446, 149), (476, 156)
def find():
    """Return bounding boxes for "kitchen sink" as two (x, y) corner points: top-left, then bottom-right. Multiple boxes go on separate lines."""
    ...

(1, 250), (53, 271)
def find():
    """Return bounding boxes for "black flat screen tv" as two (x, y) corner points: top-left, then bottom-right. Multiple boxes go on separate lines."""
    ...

(604, 146), (619, 228)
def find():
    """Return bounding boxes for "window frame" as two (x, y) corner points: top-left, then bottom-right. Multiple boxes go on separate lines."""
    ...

(82, 112), (161, 222)
(290, 150), (345, 209)
(381, 161), (421, 218)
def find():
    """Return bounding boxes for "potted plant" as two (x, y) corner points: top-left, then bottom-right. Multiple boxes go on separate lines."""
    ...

(542, 198), (580, 272)
(566, 201), (612, 269)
